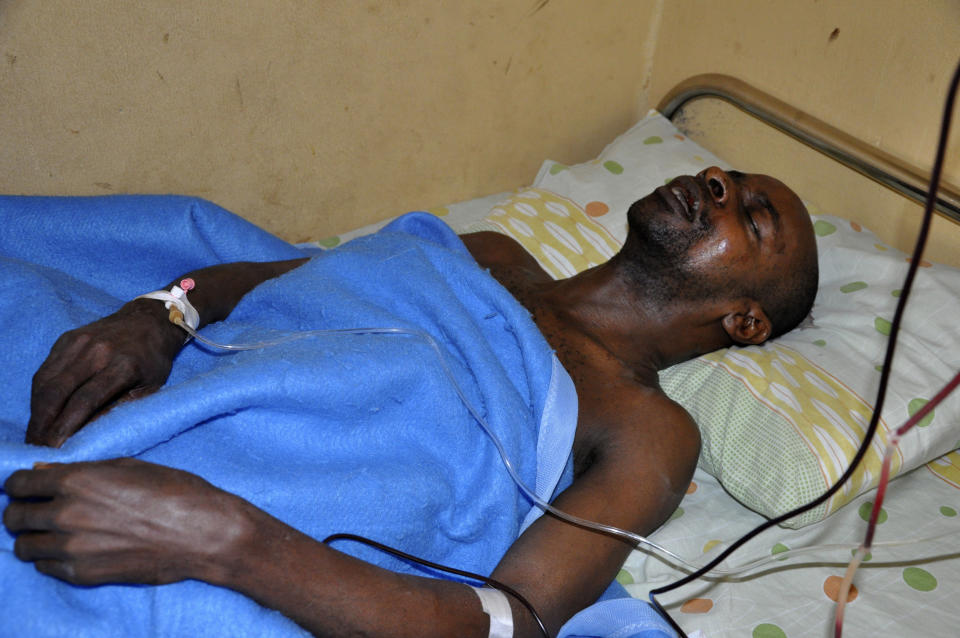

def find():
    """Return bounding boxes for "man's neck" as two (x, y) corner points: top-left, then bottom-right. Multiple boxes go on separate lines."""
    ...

(525, 260), (732, 382)
(512, 264), (657, 383)
(460, 231), (729, 383)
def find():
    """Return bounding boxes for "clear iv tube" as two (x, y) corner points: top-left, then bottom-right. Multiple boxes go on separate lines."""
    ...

(173, 319), (954, 578)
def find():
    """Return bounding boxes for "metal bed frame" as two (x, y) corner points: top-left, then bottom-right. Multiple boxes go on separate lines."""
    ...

(657, 73), (960, 225)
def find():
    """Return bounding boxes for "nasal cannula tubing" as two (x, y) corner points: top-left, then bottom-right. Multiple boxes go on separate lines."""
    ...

(169, 313), (951, 580)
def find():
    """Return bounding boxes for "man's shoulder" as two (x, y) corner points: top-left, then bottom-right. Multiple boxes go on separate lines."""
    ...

(459, 231), (547, 274)
(573, 369), (700, 478)
(565, 375), (701, 534)
(589, 377), (698, 443)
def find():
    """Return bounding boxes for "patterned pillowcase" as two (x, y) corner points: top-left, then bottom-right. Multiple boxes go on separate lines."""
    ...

(479, 111), (960, 528)
(468, 188), (619, 278)
(532, 110), (731, 247)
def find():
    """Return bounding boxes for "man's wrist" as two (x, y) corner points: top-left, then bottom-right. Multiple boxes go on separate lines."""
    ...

(125, 297), (192, 352)
(194, 496), (283, 589)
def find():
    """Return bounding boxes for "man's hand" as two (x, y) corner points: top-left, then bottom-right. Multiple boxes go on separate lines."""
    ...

(3, 458), (253, 586)
(26, 300), (185, 448)
(26, 258), (309, 448)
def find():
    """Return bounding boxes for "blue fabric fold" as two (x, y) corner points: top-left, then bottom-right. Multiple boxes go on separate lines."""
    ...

(0, 195), (670, 637)
(558, 593), (677, 638)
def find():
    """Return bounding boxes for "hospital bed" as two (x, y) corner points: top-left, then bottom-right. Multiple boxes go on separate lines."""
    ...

(314, 73), (960, 638)
(2, 69), (958, 637)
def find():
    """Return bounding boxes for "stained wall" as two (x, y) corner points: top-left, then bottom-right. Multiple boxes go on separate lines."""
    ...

(0, 1), (659, 241)
(3, 1), (958, 263)
(649, 0), (960, 265)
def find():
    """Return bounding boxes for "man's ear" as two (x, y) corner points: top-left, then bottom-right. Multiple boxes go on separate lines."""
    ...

(721, 302), (772, 345)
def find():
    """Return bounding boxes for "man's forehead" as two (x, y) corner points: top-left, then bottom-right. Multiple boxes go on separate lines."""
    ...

(730, 171), (803, 206)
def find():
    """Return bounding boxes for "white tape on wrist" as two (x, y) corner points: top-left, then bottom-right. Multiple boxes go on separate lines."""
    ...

(470, 586), (513, 638)
(136, 279), (200, 330)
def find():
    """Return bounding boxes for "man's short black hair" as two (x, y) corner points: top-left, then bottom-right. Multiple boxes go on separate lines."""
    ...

(756, 247), (819, 340)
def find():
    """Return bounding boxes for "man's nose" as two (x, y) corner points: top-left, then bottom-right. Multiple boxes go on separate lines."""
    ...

(703, 167), (732, 207)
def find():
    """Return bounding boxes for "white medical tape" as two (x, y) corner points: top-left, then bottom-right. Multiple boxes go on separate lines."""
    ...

(470, 585), (513, 638)
(136, 284), (200, 330)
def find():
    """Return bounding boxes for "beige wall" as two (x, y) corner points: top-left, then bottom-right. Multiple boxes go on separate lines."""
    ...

(3, 1), (959, 263)
(648, 0), (960, 265)
(0, 1), (658, 242)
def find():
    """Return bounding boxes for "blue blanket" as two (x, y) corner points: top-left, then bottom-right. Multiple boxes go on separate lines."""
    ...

(0, 196), (674, 638)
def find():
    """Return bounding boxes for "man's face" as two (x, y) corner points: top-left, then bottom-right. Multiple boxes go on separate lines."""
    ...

(622, 167), (816, 305)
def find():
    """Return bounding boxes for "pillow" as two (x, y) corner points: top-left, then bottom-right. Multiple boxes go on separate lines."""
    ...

(468, 188), (619, 279)
(533, 110), (731, 246)
(482, 110), (960, 528)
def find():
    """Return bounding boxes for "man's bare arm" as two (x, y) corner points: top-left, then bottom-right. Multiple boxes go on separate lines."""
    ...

(490, 377), (701, 635)
(223, 377), (699, 636)
(5, 378), (699, 637)
(27, 258), (307, 447)
(3, 459), (493, 637)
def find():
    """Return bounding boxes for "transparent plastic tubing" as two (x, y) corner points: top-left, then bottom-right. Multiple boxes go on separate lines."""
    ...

(176, 321), (700, 570)
(833, 368), (960, 638)
(174, 320), (958, 584)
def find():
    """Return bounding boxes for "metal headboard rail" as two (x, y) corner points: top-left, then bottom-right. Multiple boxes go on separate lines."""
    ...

(657, 74), (960, 225)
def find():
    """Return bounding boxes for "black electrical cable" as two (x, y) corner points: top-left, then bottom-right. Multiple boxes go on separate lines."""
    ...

(650, 56), (960, 637)
(322, 532), (551, 638)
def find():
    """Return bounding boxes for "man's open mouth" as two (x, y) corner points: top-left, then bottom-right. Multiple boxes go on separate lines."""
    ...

(656, 178), (698, 223)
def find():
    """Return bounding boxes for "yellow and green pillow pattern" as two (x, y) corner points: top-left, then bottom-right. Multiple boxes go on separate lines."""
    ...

(468, 188), (618, 279)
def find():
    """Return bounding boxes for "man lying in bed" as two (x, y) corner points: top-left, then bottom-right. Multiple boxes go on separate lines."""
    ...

(4, 167), (817, 637)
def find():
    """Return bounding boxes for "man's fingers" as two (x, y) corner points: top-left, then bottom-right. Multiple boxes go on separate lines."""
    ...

(27, 368), (96, 445)
(33, 554), (128, 587)
(27, 359), (142, 447)
(29, 330), (108, 408)
(9, 523), (109, 585)
(28, 306), (180, 448)
(27, 330), (136, 446)
(30, 331), (95, 390)
(27, 339), (104, 446)
(3, 499), (64, 533)
(12, 531), (69, 561)
(3, 467), (64, 500)
(33, 558), (83, 584)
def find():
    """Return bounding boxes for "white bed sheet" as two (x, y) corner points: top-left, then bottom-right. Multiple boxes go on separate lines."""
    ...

(630, 463), (960, 637)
